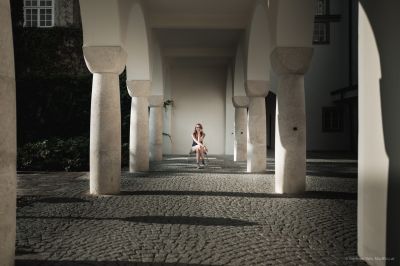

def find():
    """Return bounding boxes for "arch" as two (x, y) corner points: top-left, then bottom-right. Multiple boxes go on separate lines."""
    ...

(151, 36), (164, 95)
(246, 0), (272, 81)
(271, 0), (315, 47)
(233, 43), (246, 96)
(120, 0), (151, 81)
(358, 3), (386, 262)
(358, 1), (400, 263)
(80, 0), (124, 46)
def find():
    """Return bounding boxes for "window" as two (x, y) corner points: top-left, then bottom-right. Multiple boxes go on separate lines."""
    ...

(315, 0), (328, 15)
(313, 22), (329, 44)
(313, 0), (330, 45)
(24, 0), (54, 28)
(322, 106), (343, 132)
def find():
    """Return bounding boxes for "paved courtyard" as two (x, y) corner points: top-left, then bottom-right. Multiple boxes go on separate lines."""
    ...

(15, 153), (367, 265)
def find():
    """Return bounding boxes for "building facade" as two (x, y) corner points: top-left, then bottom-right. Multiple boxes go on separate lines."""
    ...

(2, 0), (399, 265)
(22, 0), (80, 28)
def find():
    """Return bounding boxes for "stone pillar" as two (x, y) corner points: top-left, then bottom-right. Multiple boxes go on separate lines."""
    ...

(149, 95), (164, 161)
(232, 96), (249, 161)
(83, 46), (126, 195)
(127, 80), (151, 171)
(0, 0), (16, 264)
(245, 81), (269, 172)
(271, 47), (313, 193)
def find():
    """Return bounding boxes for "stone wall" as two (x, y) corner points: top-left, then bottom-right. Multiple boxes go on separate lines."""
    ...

(54, 0), (81, 27)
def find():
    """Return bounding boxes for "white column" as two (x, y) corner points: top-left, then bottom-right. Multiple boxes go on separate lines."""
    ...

(83, 46), (126, 195)
(271, 47), (313, 194)
(0, 0), (16, 264)
(127, 80), (151, 171)
(232, 96), (249, 161)
(149, 95), (164, 161)
(245, 81), (269, 172)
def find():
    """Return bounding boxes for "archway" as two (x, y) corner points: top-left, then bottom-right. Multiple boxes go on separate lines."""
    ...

(358, 1), (400, 264)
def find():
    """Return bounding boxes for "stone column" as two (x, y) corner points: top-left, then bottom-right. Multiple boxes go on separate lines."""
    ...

(232, 96), (249, 161)
(0, 0), (16, 264)
(83, 46), (126, 195)
(149, 95), (164, 161)
(127, 80), (151, 171)
(245, 81), (269, 172)
(271, 47), (313, 193)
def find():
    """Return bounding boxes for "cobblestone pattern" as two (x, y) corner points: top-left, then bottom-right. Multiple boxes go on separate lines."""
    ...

(17, 172), (89, 197)
(15, 155), (365, 265)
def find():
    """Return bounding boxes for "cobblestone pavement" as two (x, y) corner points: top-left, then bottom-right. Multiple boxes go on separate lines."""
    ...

(15, 154), (366, 266)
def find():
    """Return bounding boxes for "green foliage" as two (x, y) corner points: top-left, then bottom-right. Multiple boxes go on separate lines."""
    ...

(10, 3), (132, 171)
(119, 71), (131, 146)
(163, 99), (174, 110)
(17, 137), (90, 171)
(12, 25), (92, 145)
(10, 0), (24, 28)
(13, 27), (88, 79)
(162, 133), (172, 143)
(122, 142), (129, 168)
(17, 75), (92, 144)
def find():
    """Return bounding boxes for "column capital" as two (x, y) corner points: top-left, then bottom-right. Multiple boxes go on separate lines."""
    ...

(148, 95), (164, 107)
(232, 96), (249, 108)
(271, 47), (313, 75)
(245, 80), (269, 97)
(126, 80), (151, 97)
(83, 46), (126, 74)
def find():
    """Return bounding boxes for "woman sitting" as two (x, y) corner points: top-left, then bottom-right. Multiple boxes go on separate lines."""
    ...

(191, 123), (207, 168)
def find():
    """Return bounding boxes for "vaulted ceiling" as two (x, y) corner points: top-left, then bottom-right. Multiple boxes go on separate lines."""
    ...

(144, 0), (256, 65)
(144, 0), (256, 29)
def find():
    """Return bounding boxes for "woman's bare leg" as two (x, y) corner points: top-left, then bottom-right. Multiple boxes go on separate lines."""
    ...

(199, 147), (204, 163)
(196, 147), (200, 163)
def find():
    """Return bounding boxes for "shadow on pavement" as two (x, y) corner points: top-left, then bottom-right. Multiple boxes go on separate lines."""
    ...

(17, 196), (90, 208)
(119, 190), (356, 200)
(17, 215), (258, 227)
(15, 261), (217, 266)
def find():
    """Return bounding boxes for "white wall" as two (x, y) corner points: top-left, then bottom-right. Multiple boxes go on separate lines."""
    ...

(169, 63), (227, 155)
(304, 0), (351, 151)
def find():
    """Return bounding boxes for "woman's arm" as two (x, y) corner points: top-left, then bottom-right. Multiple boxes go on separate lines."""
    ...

(200, 133), (205, 142)
(191, 134), (203, 146)
(201, 134), (207, 152)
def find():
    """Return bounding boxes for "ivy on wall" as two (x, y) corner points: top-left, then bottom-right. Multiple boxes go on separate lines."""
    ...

(13, 27), (89, 79)
(13, 27), (92, 144)
(11, 1), (132, 170)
